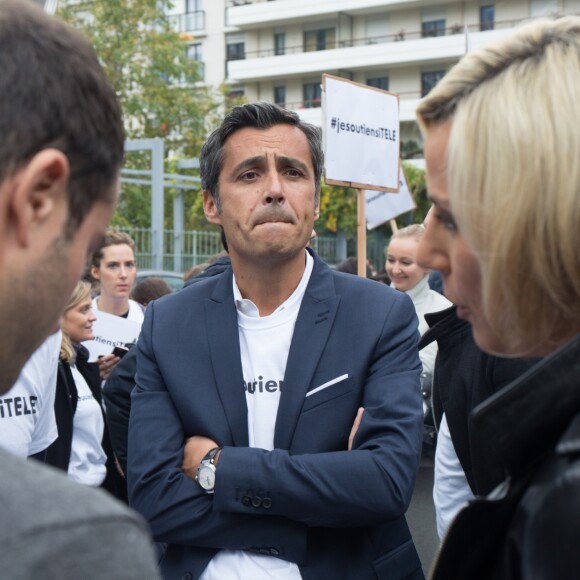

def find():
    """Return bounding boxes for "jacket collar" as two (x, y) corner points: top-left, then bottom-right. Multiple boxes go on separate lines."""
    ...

(471, 333), (580, 477)
(419, 305), (467, 350)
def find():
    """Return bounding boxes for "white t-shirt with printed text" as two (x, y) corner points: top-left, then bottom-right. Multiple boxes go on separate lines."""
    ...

(200, 252), (313, 580)
(0, 331), (60, 458)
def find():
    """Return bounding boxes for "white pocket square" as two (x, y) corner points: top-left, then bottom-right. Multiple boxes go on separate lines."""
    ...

(305, 374), (349, 398)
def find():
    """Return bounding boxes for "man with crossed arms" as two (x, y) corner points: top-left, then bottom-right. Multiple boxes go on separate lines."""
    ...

(128, 102), (424, 580)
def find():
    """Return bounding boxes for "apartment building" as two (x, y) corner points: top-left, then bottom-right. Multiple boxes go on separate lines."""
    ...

(168, 0), (579, 146)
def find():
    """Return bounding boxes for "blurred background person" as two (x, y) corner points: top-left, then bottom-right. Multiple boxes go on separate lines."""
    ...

(90, 230), (144, 380)
(386, 224), (451, 400)
(335, 256), (375, 278)
(46, 281), (119, 497)
(130, 276), (172, 308)
(104, 277), (173, 482)
(416, 16), (580, 579)
(386, 223), (452, 571)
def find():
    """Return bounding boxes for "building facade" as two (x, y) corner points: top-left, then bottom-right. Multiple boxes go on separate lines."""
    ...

(168, 0), (580, 145)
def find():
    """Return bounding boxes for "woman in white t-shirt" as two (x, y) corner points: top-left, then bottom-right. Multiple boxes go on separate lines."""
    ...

(45, 281), (119, 496)
(90, 230), (144, 380)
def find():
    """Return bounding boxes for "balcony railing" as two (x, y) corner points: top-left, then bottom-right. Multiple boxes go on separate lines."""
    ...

(169, 10), (205, 33)
(237, 18), (526, 59)
(280, 91), (421, 112)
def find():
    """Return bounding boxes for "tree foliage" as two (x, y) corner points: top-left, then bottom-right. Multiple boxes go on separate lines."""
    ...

(315, 163), (428, 238)
(59, 0), (218, 157)
(58, 0), (224, 229)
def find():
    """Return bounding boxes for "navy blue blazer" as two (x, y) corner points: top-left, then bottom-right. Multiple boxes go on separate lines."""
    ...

(128, 250), (424, 580)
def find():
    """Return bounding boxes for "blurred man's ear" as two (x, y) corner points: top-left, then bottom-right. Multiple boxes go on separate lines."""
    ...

(2, 149), (69, 249)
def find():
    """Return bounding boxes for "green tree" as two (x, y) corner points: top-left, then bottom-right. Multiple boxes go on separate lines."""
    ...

(58, 0), (222, 230)
(59, 0), (218, 155)
(317, 181), (358, 237)
(316, 163), (428, 238)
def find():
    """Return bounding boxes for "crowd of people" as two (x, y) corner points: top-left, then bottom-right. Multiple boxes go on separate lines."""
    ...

(0, 1), (579, 579)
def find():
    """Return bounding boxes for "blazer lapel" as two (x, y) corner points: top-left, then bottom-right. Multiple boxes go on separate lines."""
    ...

(274, 253), (340, 449)
(205, 271), (249, 447)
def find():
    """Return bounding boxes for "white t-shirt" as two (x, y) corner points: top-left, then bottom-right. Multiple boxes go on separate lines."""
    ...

(92, 297), (144, 325)
(0, 331), (60, 458)
(67, 364), (107, 486)
(433, 413), (474, 540)
(200, 252), (313, 580)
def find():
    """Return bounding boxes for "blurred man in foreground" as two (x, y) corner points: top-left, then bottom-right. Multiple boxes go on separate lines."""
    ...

(0, 1), (159, 577)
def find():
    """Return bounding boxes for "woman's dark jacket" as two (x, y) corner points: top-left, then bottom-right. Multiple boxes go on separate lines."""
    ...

(45, 344), (120, 497)
(419, 306), (538, 495)
(431, 333), (580, 579)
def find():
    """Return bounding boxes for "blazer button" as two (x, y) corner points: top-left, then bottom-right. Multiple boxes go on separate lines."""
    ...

(241, 495), (251, 506)
(181, 573), (193, 580)
(262, 498), (272, 509)
(251, 496), (262, 508)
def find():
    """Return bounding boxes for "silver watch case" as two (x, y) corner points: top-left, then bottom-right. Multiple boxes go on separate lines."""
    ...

(196, 462), (216, 493)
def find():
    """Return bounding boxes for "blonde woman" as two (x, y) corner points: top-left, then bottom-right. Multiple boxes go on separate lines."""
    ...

(416, 16), (580, 579)
(386, 224), (451, 381)
(45, 281), (118, 496)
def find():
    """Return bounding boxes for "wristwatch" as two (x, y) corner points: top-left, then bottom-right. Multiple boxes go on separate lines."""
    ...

(195, 447), (221, 493)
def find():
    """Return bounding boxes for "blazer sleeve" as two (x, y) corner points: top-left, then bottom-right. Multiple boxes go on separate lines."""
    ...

(214, 291), (423, 527)
(127, 306), (308, 563)
(102, 347), (138, 475)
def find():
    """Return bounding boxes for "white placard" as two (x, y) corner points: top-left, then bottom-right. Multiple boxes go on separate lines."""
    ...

(365, 166), (416, 229)
(323, 74), (400, 191)
(85, 310), (142, 362)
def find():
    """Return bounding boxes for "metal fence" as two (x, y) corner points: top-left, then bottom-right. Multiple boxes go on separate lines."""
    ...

(118, 227), (343, 273)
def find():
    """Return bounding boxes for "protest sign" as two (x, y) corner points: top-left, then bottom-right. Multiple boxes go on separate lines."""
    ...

(323, 74), (400, 192)
(85, 310), (142, 362)
(322, 74), (401, 275)
(366, 166), (416, 229)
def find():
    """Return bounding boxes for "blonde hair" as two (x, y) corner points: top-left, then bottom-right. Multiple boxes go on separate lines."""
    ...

(390, 224), (425, 243)
(60, 281), (92, 363)
(417, 16), (580, 354)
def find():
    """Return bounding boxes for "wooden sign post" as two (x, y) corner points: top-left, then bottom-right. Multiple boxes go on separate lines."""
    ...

(357, 189), (367, 277)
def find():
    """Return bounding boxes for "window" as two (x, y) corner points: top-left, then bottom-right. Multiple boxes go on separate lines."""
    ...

(186, 43), (202, 62)
(367, 77), (389, 91)
(274, 32), (285, 56)
(421, 70), (445, 97)
(186, 43), (204, 79)
(303, 82), (321, 108)
(226, 42), (245, 61)
(274, 86), (286, 107)
(304, 28), (336, 52)
(186, 0), (202, 11)
(422, 19), (446, 37)
(480, 5), (494, 31)
(228, 88), (245, 100)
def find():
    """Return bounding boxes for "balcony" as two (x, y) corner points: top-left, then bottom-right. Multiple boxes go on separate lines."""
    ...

(227, 22), (513, 83)
(169, 10), (205, 34)
(226, 0), (423, 28)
